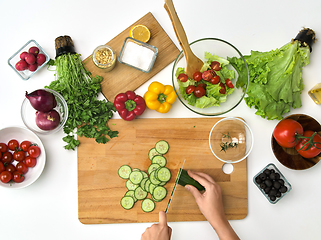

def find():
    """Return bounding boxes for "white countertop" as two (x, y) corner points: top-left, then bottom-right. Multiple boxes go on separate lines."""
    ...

(1, 0), (321, 239)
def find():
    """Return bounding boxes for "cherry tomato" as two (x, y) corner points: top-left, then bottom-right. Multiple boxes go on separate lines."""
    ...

(8, 139), (19, 151)
(210, 75), (220, 85)
(210, 61), (222, 71)
(202, 71), (212, 81)
(25, 156), (37, 168)
(0, 162), (5, 173)
(197, 83), (207, 89)
(16, 162), (28, 174)
(178, 73), (188, 82)
(5, 163), (16, 173)
(28, 145), (41, 158)
(295, 130), (321, 158)
(273, 119), (304, 148)
(193, 85), (206, 98)
(219, 82), (226, 94)
(13, 171), (25, 183)
(13, 150), (26, 162)
(20, 141), (32, 152)
(1, 152), (13, 164)
(226, 79), (234, 88)
(0, 143), (8, 153)
(186, 85), (196, 95)
(193, 71), (202, 82)
(0, 171), (12, 183)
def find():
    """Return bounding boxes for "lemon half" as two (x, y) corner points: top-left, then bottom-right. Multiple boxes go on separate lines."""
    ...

(129, 25), (151, 43)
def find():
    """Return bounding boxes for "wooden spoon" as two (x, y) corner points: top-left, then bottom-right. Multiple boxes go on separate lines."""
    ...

(164, 0), (203, 78)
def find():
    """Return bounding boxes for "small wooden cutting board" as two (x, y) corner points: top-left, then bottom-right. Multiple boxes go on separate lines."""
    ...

(78, 117), (248, 224)
(82, 12), (180, 102)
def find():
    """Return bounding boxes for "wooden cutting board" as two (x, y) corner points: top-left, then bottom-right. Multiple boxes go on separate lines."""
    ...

(82, 12), (180, 102)
(78, 117), (248, 224)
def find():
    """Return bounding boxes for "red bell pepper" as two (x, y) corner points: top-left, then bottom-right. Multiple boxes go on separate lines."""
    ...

(114, 91), (146, 121)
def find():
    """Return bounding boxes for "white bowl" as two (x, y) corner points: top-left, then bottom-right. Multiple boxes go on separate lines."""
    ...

(0, 126), (46, 189)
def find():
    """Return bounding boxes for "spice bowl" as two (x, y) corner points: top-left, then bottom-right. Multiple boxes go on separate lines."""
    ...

(92, 45), (116, 72)
(209, 117), (253, 163)
(118, 37), (158, 73)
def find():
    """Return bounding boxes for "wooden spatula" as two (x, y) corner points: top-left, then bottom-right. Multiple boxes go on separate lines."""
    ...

(164, 0), (203, 78)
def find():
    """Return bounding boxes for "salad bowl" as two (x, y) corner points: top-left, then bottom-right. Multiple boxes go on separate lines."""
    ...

(172, 38), (249, 116)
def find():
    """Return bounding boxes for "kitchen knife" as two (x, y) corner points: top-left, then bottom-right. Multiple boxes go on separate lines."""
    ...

(165, 159), (186, 213)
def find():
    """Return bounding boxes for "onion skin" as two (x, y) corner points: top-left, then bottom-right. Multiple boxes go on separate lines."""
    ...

(26, 90), (57, 112)
(35, 110), (60, 130)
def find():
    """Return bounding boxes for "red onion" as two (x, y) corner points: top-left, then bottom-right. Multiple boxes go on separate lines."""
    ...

(26, 90), (57, 112)
(35, 110), (60, 130)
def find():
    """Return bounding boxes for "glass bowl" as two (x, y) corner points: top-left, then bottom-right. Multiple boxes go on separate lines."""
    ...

(209, 117), (253, 163)
(21, 89), (68, 135)
(8, 39), (50, 80)
(172, 38), (249, 116)
(253, 163), (292, 204)
(0, 126), (46, 189)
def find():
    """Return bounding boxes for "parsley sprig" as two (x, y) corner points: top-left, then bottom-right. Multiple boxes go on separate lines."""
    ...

(220, 133), (238, 152)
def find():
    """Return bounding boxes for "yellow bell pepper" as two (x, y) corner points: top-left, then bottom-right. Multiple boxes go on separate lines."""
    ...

(144, 81), (177, 113)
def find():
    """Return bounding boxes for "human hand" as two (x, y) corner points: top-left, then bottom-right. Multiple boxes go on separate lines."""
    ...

(141, 211), (172, 240)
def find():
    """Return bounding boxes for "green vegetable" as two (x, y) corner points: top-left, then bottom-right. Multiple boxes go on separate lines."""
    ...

(229, 28), (316, 120)
(46, 36), (118, 150)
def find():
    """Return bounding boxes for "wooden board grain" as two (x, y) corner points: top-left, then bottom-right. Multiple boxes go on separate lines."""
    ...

(78, 117), (248, 224)
(82, 12), (180, 102)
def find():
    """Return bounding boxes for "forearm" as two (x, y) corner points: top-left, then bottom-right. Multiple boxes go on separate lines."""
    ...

(209, 218), (240, 240)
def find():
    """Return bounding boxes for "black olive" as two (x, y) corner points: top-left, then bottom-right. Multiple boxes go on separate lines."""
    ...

(276, 191), (281, 198)
(278, 179), (285, 185)
(273, 181), (281, 189)
(264, 187), (271, 194)
(270, 172), (276, 180)
(259, 173), (267, 180)
(269, 189), (277, 197)
(274, 173), (280, 180)
(263, 169), (271, 175)
(270, 169), (275, 173)
(260, 183), (266, 189)
(255, 176), (262, 184)
(279, 186), (288, 193)
(270, 195), (276, 201)
(264, 179), (273, 187)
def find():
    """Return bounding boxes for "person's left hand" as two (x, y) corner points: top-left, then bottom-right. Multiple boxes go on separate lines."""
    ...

(141, 211), (172, 240)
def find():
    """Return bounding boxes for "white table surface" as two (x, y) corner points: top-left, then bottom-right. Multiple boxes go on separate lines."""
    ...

(1, 0), (321, 239)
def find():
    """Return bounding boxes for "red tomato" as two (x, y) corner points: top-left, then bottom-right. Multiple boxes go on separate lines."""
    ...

(186, 85), (196, 95)
(219, 82), (226, 94)
(197, 83), (207, 89)
(0, 171), (12, 183)
(226, 79), (234, 88)
(178, 73), (188, 82)
(8, 139), (19, 151)
(295, 131), (321, 158)
(193, 85), (206, 98)
(193, 71), (202, 82)
(202, 71), (212, 81)
(210, 75), (220, 85)
(13, 150), (26, 162)
(20, 141), (32, 152)
(0, 162), (5, 173)
(273, 119), (304, 148)
(28, 145), (41, 158)
(13, 171), (25, 183)
(25, 156), (37, 168)
(210, 61), (222, 71)
(1, 152), (13, 164)
(16, 162), (28, 174)
(0, 143), (8, 153)
(5, 163), (16, 173)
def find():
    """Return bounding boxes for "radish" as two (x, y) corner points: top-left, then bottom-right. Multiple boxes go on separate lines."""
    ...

(28, 63), (38, 72)
(25, 53), (36, 65)
(15, 60), (28, 71)
(29, 46), (39, 56)
(20, 51), (28, 60)
(36, 54), (46, 66)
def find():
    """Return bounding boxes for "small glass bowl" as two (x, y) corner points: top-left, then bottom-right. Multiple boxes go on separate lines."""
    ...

(253, 163), (292, 204)
(21, 89), (68, 135)
(172, 38), (249, 116)
(8, 39), (50, 80)
(118, 37), (158, 73)
(209, 117), (253, 163)
(92, 45), (116, 72)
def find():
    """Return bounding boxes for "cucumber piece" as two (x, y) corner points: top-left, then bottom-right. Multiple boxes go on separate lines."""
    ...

(149, 170), (161, 185)
(148, 148), (161, 161)
(134, 186), (148, 200)
(120, 196), (135, 210)
(140, 178), (148, 191)
(132, 168), (141, 172)
(155, 140), (169, 154)
(126, 179), (139, 191)
(152, 186), (167, 201)
(145, 179), (151, 193)
(118, 165), (132, 179)
(125, 190), (137, 202)
(142, 171), (148, 179)
(129, 171), (143, 185)
(156, 167), (171, 182)
(148, 163), (161, 175)
(141, 198), (155, 212)
(178, 169), (205, 191)
(151, 155), (167, 167)
(149, 183), (157, 195)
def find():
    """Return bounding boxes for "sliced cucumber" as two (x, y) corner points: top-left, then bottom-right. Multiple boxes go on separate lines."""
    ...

(149, 170), (161, 185)
(132, 168), (141, 172)
(156, 167), (171, 182)
(155, 140), (169, 154)
(141, 198), (155, 212)
(145, 179), (151, 193)
(148, 148), (161, 161)
(120, 196), (135, 210)
(126, 179), (139, 191)
(152, 155), (167, 167)
(134, 186), (148, 200)
(142, 171), (148, 179)
(152, 186), (167, 201)
(148, 163), (161, 175)
(129, 171), (143, 185)
(140, 178), (148, 191)
(149, 183), (157, 195)
(125, 190), (137, 202)
(118, 165), (132, 179)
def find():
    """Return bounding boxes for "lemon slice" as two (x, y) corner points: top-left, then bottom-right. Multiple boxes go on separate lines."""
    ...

(129, 24), (151, 43)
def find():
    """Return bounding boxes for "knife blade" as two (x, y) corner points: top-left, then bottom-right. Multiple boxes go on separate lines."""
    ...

(165, 159), (186, 213)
